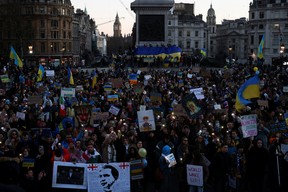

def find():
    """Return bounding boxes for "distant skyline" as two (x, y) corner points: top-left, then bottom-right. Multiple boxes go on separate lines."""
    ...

(71, 0), (252, 36)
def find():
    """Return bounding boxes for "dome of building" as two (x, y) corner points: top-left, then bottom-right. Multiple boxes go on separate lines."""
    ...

(207, 4), (215, 16)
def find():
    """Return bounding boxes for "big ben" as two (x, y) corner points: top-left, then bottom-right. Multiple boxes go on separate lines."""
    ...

(113, 13), (122, 37)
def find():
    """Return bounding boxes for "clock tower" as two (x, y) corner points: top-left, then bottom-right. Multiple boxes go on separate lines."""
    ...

(113, 13), (122, 37)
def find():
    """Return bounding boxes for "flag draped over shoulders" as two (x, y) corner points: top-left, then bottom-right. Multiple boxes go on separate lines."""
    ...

(235, 75), (260, 112)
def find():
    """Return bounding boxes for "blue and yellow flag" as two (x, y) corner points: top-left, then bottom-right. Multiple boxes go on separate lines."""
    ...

(200, 48), (207, 57)
(9, 46), (23, 68)
(37, 64), (45, 82)
(67, 67), (74, 85)
(257, 35), (265, 59)
(235, 75), (260, 112)
(91, 71), (97, 88)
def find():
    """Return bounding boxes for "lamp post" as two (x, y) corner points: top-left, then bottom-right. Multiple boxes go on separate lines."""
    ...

(28, 45), (33, 67)
(228, 46), (232, 65)
(280, 43), (285, 66)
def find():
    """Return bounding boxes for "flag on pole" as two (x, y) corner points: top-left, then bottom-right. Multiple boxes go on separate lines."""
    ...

(37, 64), (45, 82)
(67, 67), (74, 85)
(59, 96), (66, 117)
(200, 48), (207, 57)
(257, 35), (265, 59)
(235, 75), (260, 112)
(91, 71), (97, 88)
(9, 46), (23, 68)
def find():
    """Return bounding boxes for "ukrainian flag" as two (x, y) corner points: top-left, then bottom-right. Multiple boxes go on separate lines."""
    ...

(257, 35), (264, 59)
(37, 64), (45, 82)
(67, 67), (74, 85)
(235, 75), (260, 112)
(200, 48), (207, 57)
(9, 46), (23, 68)
(91, 71), (97, 88)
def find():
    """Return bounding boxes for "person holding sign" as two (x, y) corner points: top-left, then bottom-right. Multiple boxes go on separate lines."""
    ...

(158, 145), (177, 192)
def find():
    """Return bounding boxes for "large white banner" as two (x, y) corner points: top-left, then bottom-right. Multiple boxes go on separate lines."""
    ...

(240, 114), (258, 138)
(187, 164), (203, 187)
(87, 163), (130, 192)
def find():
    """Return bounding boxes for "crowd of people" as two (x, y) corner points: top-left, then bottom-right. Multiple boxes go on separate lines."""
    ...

(0, 59), (288, 192)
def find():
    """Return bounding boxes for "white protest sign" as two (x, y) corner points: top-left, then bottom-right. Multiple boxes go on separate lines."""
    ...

(240, 114), (258, 138)
(283, 86), (288, 93)
(281, 144), (288, 155)
(16, 112), (25, 120)
(61, 88), (76, 97)
(87, 163), (130, 192)
(140, 105), (146, 111)
(187, 165), (203, 186)
(137, 110), (156, 132)
(190, 88), (204, 100)
(108, 105), (120, 116)
(45, 70), (55, 77)
(165, 153), (177, 168)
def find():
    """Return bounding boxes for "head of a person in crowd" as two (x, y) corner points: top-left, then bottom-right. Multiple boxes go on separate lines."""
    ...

(136, 140), (143, 149)
(196, 135), (204, 144)
(38, 145), (45, 155)
(65, 134), (73, 143)
(256, 139), (264, 148)
(8, 128), (20, 140)
(21, 146), (31, 158)
(181, 125), (190, 136)
(91, 133), (98, 142)
(75, 139), (82, 149)
(181, 136), (189, 146)
(163, 134), (171, 144)
(220, 143), (229, 153)
(86, 143), (95, 154)
(162, 145), (171, 156)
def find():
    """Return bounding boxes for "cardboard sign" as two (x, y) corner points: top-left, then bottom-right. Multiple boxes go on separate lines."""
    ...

(112, 78), (123, 88)
(173, 104), (188, 117)
(28, 95), (43, 105)
(91, 112), (109, 121)
(257, 100), (269, 108)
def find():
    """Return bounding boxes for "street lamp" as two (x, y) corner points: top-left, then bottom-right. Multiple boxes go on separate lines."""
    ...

(280, 43), (285, 55)
(28, 45), (33, 54)
(228, 47), (232, 65)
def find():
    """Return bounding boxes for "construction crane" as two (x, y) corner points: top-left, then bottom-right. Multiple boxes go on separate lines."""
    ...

(118, 0), (135, 19)
(96, 17), (124, 27)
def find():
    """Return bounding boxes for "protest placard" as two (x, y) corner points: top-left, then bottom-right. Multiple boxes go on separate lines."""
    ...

(187, 165), (203, 187)
(28, 95), (43, 105)
(61, 88), (75, 98)
(240, 114), (258, 138)
(137, 110), (156, 132)
(108, 105), (120, 116)
(112, 78), (123, 88)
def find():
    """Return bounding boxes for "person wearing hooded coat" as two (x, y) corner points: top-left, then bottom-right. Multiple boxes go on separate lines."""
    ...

(158, 145), (177, 192)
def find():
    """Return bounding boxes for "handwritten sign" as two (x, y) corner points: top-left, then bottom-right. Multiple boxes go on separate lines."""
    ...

(108, 105), (120, 116)
(187, 165), (203, 187)
(240, 114), (257, 138)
